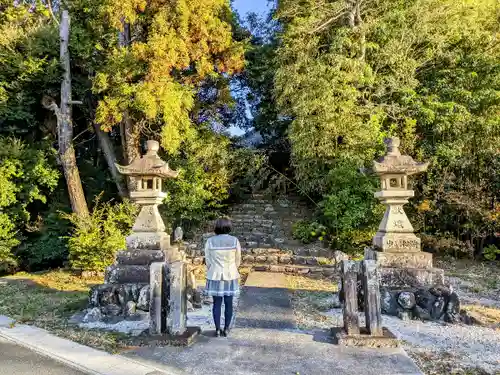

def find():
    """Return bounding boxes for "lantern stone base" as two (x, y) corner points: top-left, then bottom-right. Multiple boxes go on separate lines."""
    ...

(131, 326), (201, 347)
(104, 230), (182, 285)
(373, 232), (421, 253)
(377, 267), (444, 288)
(365, 248), (444, 288)
(126, 231), (170, 251)
(105, 264), (151, 284)
(365, 249), (433, 269)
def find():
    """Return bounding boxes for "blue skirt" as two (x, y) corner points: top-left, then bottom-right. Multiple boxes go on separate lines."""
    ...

(205, 279), (240, 297)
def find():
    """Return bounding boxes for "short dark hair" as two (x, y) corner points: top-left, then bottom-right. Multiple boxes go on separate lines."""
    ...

(214, 217), (232, 235)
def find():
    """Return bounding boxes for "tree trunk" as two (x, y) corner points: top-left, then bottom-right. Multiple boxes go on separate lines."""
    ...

(118, 19), (140, 193)
(59, 10), (89, 217)
(94, 123), (129, 198)
(355, 1), (366, 60)
(86, 91), (129, 198)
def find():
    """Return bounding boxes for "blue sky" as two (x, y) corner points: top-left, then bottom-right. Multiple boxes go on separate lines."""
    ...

(233, 0), (271, 17)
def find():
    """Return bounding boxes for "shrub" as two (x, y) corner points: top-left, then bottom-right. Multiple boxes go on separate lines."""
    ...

(483, 245), (500, 261)
(16, 200), (71, 272)
(0, 213), (20, 274)
(292, 220), (328, 244)
(0, 138), (59, 272)
(420, 234), (474, 259)
(317, 159), (384, 252)
(64, 196), (138, 272)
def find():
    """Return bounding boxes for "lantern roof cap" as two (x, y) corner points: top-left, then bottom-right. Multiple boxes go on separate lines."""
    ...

(115, 140), (179, 178)
(373, 137), (429, 175)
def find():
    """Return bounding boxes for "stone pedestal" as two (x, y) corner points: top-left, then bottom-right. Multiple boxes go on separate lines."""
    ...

(105, 232), (180, 285)
(167, 261), (188, 336)
(147, 261), (199, 344)
(365, 248), (444, 288)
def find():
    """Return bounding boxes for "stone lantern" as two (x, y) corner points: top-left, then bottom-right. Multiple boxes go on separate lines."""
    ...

(85, 140), (202, 338)
(103, 140), (180, 287)
(116, 140), (178, 235)
(365, 137), (444, 287)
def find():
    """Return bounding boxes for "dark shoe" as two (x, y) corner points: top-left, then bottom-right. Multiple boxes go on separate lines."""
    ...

(222, 329), (230, 337)
(215, 329), (221, 337)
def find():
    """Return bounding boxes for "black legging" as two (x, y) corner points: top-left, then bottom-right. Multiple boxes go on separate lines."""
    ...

(213, 296), (233, 331)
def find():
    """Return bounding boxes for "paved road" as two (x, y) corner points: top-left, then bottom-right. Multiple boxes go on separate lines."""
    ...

(0, 337), (88, 375)
(234, 272), (296, 329)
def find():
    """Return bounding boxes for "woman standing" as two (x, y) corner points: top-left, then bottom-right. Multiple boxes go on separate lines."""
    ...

(204, 217), (241, 337)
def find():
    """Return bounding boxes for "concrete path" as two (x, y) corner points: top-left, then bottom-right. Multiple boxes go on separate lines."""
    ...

(124, 271), (423, 375)
(235, 272), (295, 330)
(0, 315), (171, 375)
(0, 336), (87, 375)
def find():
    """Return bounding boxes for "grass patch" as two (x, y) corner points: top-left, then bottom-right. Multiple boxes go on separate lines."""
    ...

(462, 304), (500, 327)
(0, 269), (128, 353)
(407, 350), (491, 375)
(438, 258), (500, 285)
(286, 274), (340, 330)
(286, 274), (338, 292)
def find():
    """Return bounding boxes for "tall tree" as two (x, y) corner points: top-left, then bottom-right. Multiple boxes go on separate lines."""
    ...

(43, 10), (89, 217)
(92, 0), (245, 153)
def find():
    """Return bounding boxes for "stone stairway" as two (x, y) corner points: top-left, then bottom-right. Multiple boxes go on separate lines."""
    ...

(185, 194), (346, 278)
(230, 194), (308, 250)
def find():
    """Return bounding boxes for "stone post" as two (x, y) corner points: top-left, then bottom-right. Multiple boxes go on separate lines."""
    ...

(341, 260), (360, 335)
(167, 261), (187, 336)
(149, 262), (168, 335)
(336, 260), (398, 347)
(362, 260), (382, 336)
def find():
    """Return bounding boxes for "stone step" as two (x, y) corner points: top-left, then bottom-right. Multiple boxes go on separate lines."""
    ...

(231, 231), (276, 237)
(116, 249), (166, 266)
(105, 265), (150, 284)
(252, 264), (339, 279)
(242, 242), (273, 249)
(186, 254), (337, 267)
(242, 247), (284, 255)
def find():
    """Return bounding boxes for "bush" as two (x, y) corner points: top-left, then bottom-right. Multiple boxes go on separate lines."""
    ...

(483, 245), (500, 261)
(0, 213), (20, 274)
(64, 196), (138, 272)
(292, 220), (328, 244)
(0, 138), (59, 272)
(16, 200), (71, 272)
(421, 234), (474, 259)
(317, 159), (384, 252)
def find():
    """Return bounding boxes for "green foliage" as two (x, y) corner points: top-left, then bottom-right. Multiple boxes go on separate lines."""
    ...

(91, 0), (245, 151)
(227, 148), (267, 198)
(0, 1), (60, 138)
(64, 197), (138, 272)
(483, 245), (500, 262)
(420, 234), (474, 259)
(0, 138), (59, 272)
(318, 159), (384, 251)
(265, 0), (500, 255)
(16, 199), (71, 272)
(0, 213), (19, 273)
(292, 220), (327, 244)
(162, 131), (233, 222)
